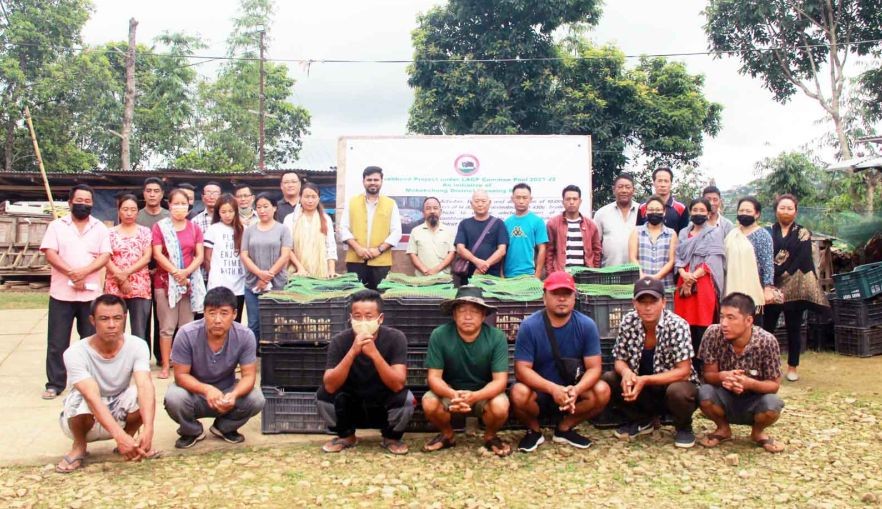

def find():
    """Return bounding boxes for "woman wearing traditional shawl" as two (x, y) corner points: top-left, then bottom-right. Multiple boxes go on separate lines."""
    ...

(284, 182), (338, 279)
(151, 188), (206, 379)
(674, 198), (726, 368)
(724, 196), (775, 325)
(761, 194), (829, 382)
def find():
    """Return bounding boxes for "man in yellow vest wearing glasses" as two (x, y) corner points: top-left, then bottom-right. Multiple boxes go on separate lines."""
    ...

(340, 166), (402, 290)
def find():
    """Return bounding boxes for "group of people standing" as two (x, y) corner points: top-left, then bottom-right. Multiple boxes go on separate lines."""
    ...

(37, 163), (825, 470)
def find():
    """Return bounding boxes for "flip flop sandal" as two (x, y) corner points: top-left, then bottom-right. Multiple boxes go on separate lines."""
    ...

(322, 437), (357, 453)
(755, 437), (785, 453)
(55, 454), (85, 474)
(483, 437), (512, 457)
(423, 433), (456, 452)
(699, 434), (732, 448)
(41, 388), (59, 400)
(381, 438), (409, 455)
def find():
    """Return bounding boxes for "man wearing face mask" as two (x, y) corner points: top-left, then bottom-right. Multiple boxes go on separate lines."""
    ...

(39, 185), (112, 400)
(177, 183), (197, 219)
(406, 197), (455, 276)
(317, 290), (414, 455)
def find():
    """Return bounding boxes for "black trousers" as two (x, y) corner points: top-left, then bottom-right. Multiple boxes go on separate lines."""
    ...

(601, 371), (698, 431)
(46, 298), (95, 392)
(689, 325), (708, 374)
(347, 263), (390, 291)
(316, 386), (413, 440)
(762, 305), (803, 367)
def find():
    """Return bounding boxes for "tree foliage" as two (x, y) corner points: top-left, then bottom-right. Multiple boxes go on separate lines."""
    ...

(0, 0), (310, 173)
(703, 0), (882, 159)
(408, 2), (721, 204)
(755, 151), (819, 205)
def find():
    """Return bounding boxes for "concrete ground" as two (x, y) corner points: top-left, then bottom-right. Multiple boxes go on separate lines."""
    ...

(0, 309), (329, 467)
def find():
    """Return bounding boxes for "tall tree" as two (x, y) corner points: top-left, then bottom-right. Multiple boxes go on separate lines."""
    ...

(755, 151), (819, 205)
(408, 4), (721, 204)
(175, 0), (310, 171)
(0, 0), (92, 171)
(704, 0), (882, 160)
(120, 17), (138, 171)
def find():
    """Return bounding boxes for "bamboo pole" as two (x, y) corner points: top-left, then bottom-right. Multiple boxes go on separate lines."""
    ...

(23, 106), (59, 219)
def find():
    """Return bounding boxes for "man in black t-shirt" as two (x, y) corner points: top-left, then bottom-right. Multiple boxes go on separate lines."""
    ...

(454, 189), (509, 284)
(316, 290), (414, 454)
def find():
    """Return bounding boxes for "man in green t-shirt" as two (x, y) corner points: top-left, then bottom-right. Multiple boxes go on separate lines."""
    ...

(422, 286), (511, 456)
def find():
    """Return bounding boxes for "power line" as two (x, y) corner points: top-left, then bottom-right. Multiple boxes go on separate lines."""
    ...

(2, 37), (882, 66)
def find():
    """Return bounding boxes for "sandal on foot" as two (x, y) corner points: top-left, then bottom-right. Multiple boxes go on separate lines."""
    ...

(41, 388), (59, 400)
(699, 433), (732, 448)
(423, 433), (456, 452)
(755, 437), (785, 453)
(322, 436), (357, 453)
(483, 436), (512, 457)
(55, 454), (85, 474)
(381, 438), (409, 455)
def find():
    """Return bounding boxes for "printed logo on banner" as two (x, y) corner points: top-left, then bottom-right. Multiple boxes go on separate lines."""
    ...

(453, 154), (480, 176)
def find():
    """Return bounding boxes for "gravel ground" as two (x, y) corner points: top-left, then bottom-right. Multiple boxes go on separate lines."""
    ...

(2, 379), (881, 509)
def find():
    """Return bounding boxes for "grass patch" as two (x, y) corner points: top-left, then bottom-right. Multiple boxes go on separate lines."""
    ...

(0, 291), (48, 310)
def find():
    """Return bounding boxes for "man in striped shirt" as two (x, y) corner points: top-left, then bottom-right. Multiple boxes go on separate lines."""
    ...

(545, 185), (602, 275)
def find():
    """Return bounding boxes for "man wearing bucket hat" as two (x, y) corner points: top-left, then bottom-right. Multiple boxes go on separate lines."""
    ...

(510, 271), (610, 452)
(601, 276), (698, 448)
(421, 286), (512, 456)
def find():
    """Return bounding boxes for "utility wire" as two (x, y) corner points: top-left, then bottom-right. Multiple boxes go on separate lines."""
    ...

(2, 38), (882, 65)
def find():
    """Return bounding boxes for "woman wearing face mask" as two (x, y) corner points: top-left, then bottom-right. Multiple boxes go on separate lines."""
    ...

(204, 194), (246, 322)
(152, 188), (206, 378)
(240, 193), (293, 340)
(724, 196), (775, 325)
(674, 197), (726, 370)
(284, 182), (338, 279)
(628, 195), (678, 290)
(761, 194), (829, 382)
(105, 194), (153, 346)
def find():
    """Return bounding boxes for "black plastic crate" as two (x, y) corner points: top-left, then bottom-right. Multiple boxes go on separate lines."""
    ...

(408, 344), (516, 389)
(258, 297), (350, 345)
(489, 299), (545, 342)
(576, 295), (632, 338)
(382, 297), (448, 345)
(807, 322), (835, 352)
(834, 325), (882, 357)
(259, 344), (327, 388)
(773, 326), (807, 354)
(572, 268), (640, 286)
(261, 387), (328, 434)
(832, 297), (882, 328)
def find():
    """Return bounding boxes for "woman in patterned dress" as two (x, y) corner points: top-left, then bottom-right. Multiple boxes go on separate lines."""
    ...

(105, 193), (153, 346)
(629, 195), (678, 291)
(761, 194), (829, 382)
(724, 196), (776, 326)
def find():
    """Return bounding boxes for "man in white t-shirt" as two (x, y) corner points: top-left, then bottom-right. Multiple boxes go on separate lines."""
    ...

(56, 294), (157, 473)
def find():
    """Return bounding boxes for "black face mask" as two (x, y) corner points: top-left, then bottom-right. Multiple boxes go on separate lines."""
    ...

(646, 213), (664, 226)
(737, 214), (756, 227)
(691, 214), (708, 226)
(70, 203), (92, 220)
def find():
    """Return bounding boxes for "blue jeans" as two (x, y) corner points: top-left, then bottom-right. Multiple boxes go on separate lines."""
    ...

(244, 287), (261, 341)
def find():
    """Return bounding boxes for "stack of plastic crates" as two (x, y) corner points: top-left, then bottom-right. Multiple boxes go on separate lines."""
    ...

(831, 262), (882, 357)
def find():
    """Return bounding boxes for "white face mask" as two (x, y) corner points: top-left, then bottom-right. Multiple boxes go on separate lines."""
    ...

(352, 318), (380, 336)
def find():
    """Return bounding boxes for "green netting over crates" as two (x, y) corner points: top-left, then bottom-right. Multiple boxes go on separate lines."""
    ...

(568, 264), (641, 285)
(272, 273), (366, 303)
(468, 274), (544, 301)
(379, 272), (453, 289)
(576, 284), (634, 300)
(381, 284), (458, 300)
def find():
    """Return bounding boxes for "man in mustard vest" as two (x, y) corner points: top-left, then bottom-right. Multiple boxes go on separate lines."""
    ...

(340, 166), (402, 289)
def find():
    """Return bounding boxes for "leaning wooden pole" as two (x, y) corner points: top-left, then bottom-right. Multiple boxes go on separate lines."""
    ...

(23, 106), (59, 219)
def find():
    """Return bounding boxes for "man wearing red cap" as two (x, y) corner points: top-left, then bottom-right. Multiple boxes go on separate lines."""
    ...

(510, 271), (610, 452)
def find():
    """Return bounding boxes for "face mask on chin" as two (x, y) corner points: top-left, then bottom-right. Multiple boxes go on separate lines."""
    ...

(352, 318), (380, 336)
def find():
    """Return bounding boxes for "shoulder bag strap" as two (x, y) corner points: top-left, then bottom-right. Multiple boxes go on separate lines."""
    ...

(542, 311), (570, 384)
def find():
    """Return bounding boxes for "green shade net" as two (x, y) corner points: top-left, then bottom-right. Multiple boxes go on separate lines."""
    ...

(263, 273), (366, 303)
(566, 263), (641, 276)
(575, 284), (634, 300)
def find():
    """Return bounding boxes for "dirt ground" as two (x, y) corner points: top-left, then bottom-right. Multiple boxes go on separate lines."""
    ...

(1, 352), (881, 509)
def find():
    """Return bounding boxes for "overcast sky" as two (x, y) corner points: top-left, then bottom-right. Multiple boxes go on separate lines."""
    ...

(82, 0), (839, 191)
